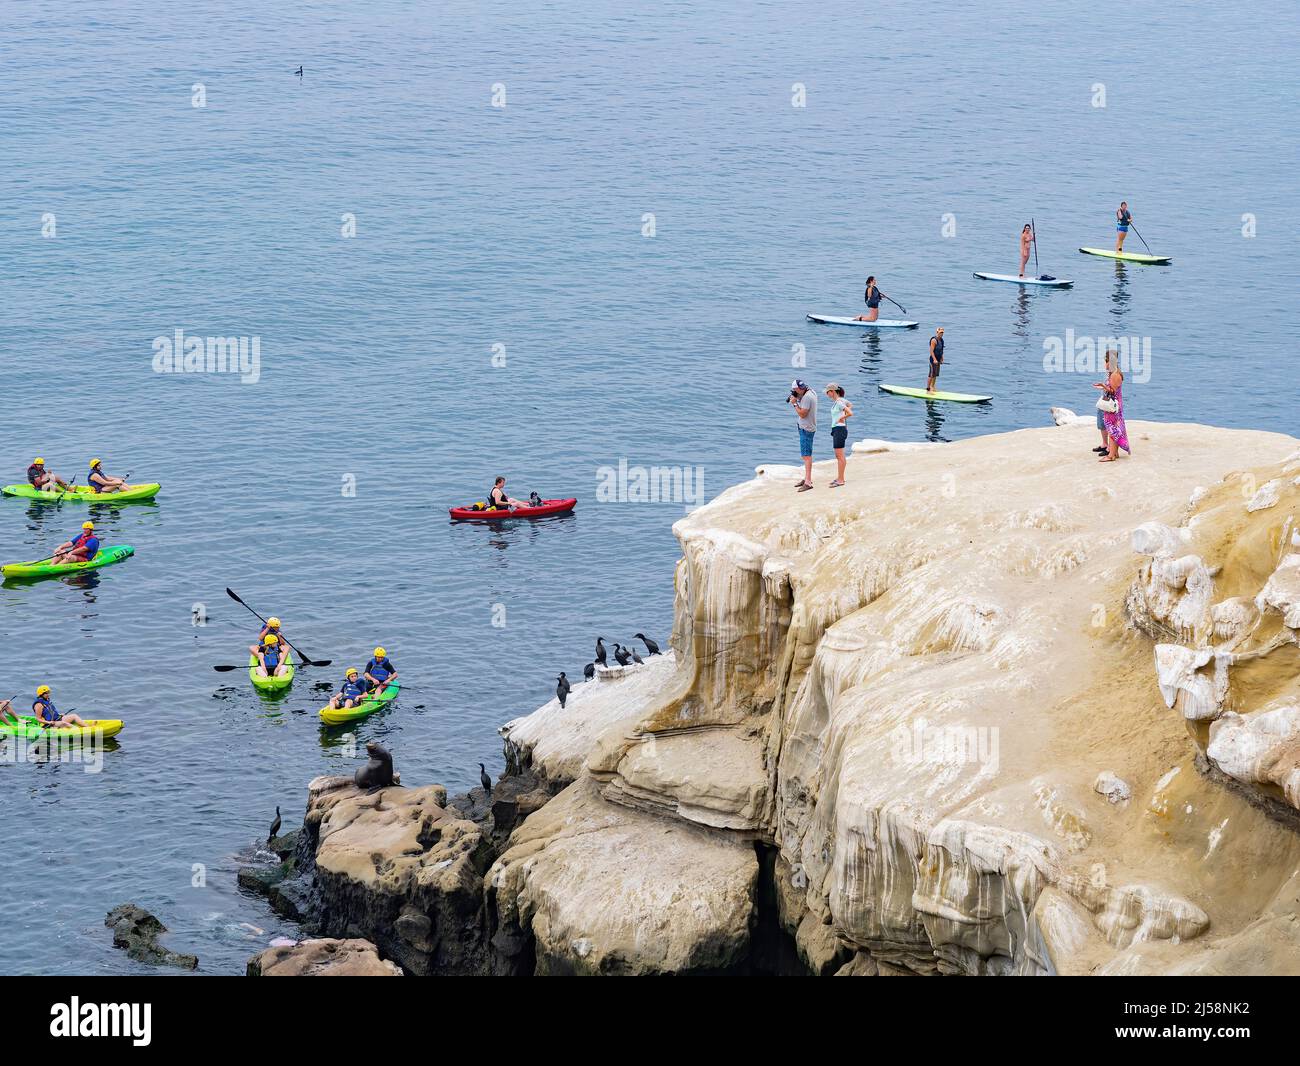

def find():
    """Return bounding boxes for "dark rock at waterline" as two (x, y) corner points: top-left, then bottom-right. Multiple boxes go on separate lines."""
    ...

(268, 828), (299, 860)
(105, 903), (198, 970)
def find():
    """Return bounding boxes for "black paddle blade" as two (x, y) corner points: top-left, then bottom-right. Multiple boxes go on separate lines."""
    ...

(299, 659), (332, 668)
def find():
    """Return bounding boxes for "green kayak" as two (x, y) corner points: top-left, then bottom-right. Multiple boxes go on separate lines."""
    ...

(249, 651), (294, 693)
(2, 483), (161, 503)
(319, 681), (400, 726)
(0, 716), (124, 741)
(1, 545), (135, 579)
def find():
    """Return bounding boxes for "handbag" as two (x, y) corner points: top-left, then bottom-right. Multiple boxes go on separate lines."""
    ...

(1096, 394), (1118, 414)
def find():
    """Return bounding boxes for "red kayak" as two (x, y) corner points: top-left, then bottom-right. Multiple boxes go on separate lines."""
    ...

(448, 497), (577, 521)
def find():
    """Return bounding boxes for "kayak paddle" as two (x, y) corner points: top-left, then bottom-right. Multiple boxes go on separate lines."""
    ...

(54, 475), (77, 509)
(224, 587), (331, 668)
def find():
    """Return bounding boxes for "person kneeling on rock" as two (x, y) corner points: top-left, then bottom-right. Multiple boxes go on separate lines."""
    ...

(329, 668), (370, 710)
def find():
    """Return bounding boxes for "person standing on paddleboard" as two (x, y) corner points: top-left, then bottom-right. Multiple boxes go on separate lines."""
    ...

(854, 276), (887, 322)
(1019, 224), (1034, 277)
(788, 379), (816, 491)
(926, 328), (945, 393)
(1114, 202), (1133, 253)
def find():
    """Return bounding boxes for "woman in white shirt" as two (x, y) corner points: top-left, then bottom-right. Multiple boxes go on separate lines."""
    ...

(825, 383), (853, 487)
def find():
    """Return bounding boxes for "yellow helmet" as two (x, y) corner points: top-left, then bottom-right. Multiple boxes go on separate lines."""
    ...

(267, 617), (281, 628)
(373, 646), (386, 657)
(89, 458), (102, 469)
(82, 521), (94, 530)
(36, 685), (51, 696)
(345, 668), (358, 678)
(33, 457), (44, 466)
(263, 634), (279, 645)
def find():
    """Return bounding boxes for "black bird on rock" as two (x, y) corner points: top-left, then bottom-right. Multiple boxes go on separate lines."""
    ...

(595, 637), (607, 666)
(613, 643), (632, 666)
(583, 662), (595, 680)
(556, 672), (570, 708)
(479, 763), (492, 797)
(267, 805), (281, 844)
(635, 632), (661, 656)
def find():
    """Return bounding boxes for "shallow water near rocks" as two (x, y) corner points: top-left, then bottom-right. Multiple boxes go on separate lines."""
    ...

(0, 1), (1295, 973)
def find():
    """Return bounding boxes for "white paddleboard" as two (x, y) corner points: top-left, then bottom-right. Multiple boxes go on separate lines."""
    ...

(806, 314), (919, 329)
(878, 383), (992, 403)
(973, 272), (1073, 287)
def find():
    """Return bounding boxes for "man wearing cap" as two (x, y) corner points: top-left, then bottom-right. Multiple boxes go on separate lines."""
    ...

(926, 327), (945, 393)
(26, 458), (71, 493)
(788, 380), (817, 491)
(87, 458), (128, 493)
(50, 521), (100, 565)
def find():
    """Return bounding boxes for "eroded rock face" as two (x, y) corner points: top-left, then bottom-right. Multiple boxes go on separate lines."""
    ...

(247, 937), (402, 977)
(1128, 462), (1300, 818)
(486, 779), (759, 975)
(497, 418), (1300, 976)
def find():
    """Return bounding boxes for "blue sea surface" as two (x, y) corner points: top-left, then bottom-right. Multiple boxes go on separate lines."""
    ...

(0, 0), (1296, 973)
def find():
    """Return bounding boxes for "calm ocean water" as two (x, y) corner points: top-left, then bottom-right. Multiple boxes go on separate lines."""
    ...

(1, 0), (1296, 974)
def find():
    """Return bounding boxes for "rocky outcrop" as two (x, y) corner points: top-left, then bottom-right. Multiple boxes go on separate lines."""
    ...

(248, 937), (402, 977)
(105, 904), (198, 970)
(491, 419), (1300, 976)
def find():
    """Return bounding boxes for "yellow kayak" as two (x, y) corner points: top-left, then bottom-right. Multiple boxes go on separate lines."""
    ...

(0, 716), (123, 740)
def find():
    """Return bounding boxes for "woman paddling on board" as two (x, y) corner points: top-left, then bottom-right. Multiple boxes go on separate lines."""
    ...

(925, 328), (945, 393)
(854, 277), (887, 322)
(1019, 224), (1035, 277)
(1114, 202), (1133, 253)
(1093, 350), (1131, 462)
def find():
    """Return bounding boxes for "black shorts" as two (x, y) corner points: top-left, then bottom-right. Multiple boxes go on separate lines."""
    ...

(929, 360), (942, 377)
(831, 425), (848, 450)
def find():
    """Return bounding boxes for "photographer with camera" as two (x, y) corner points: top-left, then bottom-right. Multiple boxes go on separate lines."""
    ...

(787, 379), (817, 492)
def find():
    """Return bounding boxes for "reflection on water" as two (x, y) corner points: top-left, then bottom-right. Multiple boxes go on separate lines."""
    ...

(858, 331), (884, 374)
(1109, 261), (1131, 322)
(922, 400), (948, 442)
(450, 511), (579, 558)
(1012, 288), (1031, 339)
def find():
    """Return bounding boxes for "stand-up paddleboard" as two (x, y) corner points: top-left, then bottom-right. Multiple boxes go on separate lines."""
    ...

(806, 314), (919, 329)
(1078, 247), (1172, 265)
(973, 272), (1073, 287)
(878, 383), (992, 404)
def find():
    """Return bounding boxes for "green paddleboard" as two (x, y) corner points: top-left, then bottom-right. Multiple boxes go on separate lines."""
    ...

(878, 384), (992, 403)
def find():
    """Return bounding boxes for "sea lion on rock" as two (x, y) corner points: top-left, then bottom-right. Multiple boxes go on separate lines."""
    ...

(355, 741), (395, 794)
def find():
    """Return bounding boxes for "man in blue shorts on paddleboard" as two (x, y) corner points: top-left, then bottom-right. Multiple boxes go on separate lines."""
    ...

(789, 380), (816, 491)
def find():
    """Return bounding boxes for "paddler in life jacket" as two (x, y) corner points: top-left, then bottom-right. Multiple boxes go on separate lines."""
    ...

(32, 685), (87, 729)
(253, 634), (290, 679)
(328, 668), (370, 710)
(27, 457), (71, 493)
(0, 698), (20, 727)
(488, 476), (525, 511)
(50, 521), (100, 565)
(363, 648), (398, 693)
(87, 458), (128, 493)
(248, 617), (285, 657)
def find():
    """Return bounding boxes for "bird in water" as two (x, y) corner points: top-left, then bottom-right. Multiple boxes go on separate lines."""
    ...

(267, 805), (281, 843)
(595, 637), (607, 666)
(479, 763), (492, 797)
(613, 643), (632, 666)
(294, 66), (303, 76)
(630, 645), (644, 665)
(583, 662), (595, 680)
(556, 672), (570, 708)
(635, 632), (661, 656)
